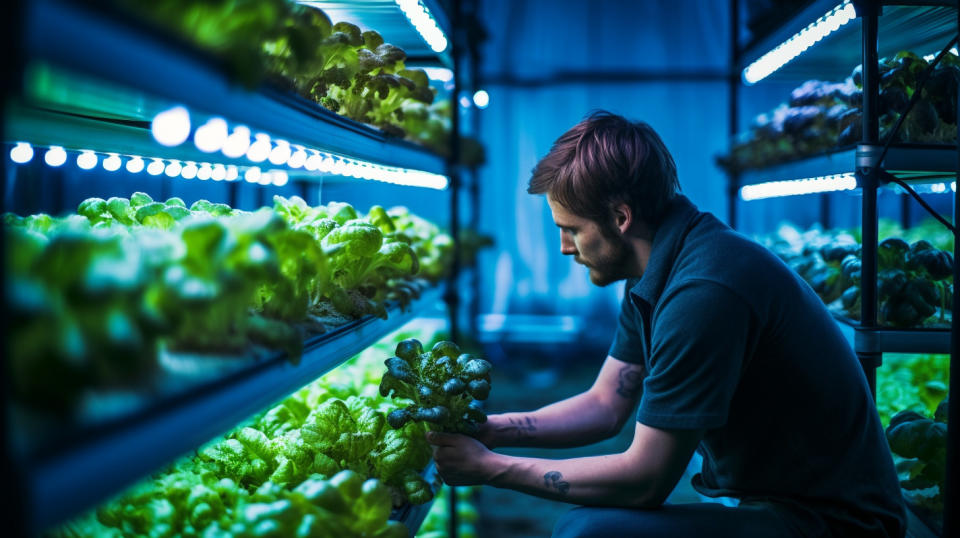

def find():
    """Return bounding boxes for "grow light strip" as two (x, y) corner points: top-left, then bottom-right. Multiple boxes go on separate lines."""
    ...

(739, 173), (857, 201)
(149, 106), (448, 189)
(395, 0), (448, 53)
(743, 1), (856, 84)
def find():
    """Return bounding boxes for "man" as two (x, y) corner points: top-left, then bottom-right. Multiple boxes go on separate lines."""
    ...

(427, 111), (906, 537)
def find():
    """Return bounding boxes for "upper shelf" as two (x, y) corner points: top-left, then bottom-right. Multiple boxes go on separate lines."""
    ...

(15, 287), (443, 535)
(737, 144), (958, 186)
(301, 0), (453, 67)
(17, 0), (448, 177)
(740, 0), (958, 83)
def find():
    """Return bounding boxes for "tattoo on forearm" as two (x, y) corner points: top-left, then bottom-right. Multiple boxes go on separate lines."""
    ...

(494, 416), (537, 441)
(543, 471), (570, 495)
(616, 365), (643, 398)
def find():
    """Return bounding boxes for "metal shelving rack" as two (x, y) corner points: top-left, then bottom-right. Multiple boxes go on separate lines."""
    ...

(3, 0), (460, 536)
(730, 1), (958, 535)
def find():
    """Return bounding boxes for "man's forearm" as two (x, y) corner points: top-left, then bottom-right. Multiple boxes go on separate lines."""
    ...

(489, 392), (625, 448)
(486, 451), (659, 508)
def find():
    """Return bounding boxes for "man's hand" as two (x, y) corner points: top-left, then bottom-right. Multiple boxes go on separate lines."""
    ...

(427, 431), (506, 486)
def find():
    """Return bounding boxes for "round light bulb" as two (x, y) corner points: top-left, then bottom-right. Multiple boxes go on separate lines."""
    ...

(194, 117), (229, 153)
(268, 141), (292, 165)
(147, 158), (165, 175)
(43, 146), (67, 167)
(10, 142), (34, 164)
(181, 162), (198, 179)
(103, 153), (122, 172)
(287, 148), (307, 168)
(246, 134), (271, 163)
(272, 170), (289, 186)
(197, 163), (212, 180)
(473, 90), (489, 108)
(245, 167), (261, 183)
(164, 160), (183, 177)
(226, 166), (239, 181)
(77, 150), (98, 170)
(126, 156), (145, 173)
(151, 106), (191, 147)
(222, 126), (251, 158)
(211, 164), (226, 181)
(305, 152), (322, 171)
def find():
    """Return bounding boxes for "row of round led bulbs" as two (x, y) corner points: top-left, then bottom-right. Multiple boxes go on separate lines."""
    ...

(9, 142), (291, 186)
(151, 106), (448, 189)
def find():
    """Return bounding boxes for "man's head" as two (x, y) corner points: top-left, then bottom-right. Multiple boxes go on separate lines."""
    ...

(528, 111), (680, 285)
(528, 110), (680, 235)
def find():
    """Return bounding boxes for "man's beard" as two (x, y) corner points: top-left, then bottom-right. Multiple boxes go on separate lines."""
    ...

(583, 234), (633, 287)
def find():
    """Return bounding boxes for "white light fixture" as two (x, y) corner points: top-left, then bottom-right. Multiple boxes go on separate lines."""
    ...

(395, 0), (448, 52)
(164, 160), (183, 177)
(181, 161), (199, 179)
(743, 2), (855, 84)
(287, 147), (307, 169)
(422, 67), (453, 82)
(102, 153), (122, 172)
(44, 146), (68, 167)
(146, 158), (165, 175)
(194, 117), (229, 153)
(211, 164), (227, 181)
(126, 156), (145, 173)
(257, 170), (273, 186)
(740, 173), (857, 201)
(197, 163), (213, 180)
(305, 151), (322, 171)
(246, 133), (271, 163)
(10, 142), (34, 164)
(77, 150), (98, 170)
(151, 105), (192, 147)
(244, 167), (262, 183)
(222, 126), (251, 158)
(273, 170), (289, 187)
(226, 166), (239, 181)
(473, 90), (489, 108)
(269, 140), (292, 165)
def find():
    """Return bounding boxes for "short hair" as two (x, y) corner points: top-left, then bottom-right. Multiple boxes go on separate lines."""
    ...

(528, 110), (680, 230)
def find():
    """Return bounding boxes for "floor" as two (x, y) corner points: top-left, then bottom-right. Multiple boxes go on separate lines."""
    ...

(472, 349), (704, 538)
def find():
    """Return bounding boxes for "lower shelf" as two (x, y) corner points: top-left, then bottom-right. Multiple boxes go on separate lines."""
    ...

(832, 314), (951, 355)
(16, 287), (443, 535)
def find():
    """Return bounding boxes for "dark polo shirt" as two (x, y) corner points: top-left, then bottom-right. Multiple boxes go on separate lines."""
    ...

(608, 195), (905, 537)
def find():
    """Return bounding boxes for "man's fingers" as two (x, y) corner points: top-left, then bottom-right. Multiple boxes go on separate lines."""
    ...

(425, 431), (457, 446)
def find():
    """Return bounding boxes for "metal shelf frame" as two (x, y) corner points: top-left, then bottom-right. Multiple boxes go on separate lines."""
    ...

(20, 0), (447, 176)
(729, 0), (959, 535)
(18, 287), (443, 535)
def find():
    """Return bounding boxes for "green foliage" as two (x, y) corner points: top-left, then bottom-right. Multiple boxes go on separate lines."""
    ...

(379, 339), (492, 434)
(7, 194), (451, 415)
(757, 221), (953, 328)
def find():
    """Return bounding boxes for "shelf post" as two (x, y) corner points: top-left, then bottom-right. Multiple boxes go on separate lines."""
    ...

(727, 0), (740, 229)
(943, 4), (960, 534)
(444, 1), (466, 536)
(855, 0), (881, 396)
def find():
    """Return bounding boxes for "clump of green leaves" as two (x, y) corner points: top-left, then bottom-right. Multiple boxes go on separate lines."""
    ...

(379, 339), (492, 434)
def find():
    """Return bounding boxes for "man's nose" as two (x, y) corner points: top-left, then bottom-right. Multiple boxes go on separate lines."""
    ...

(560, 232), (576, 255)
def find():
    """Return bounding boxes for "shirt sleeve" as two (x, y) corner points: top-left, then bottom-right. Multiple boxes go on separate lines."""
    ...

(607, 280), (647, 365)
(636, 279), (753, 430)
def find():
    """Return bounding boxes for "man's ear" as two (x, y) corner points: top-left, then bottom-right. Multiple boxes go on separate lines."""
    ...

(612, 203), (633, 235)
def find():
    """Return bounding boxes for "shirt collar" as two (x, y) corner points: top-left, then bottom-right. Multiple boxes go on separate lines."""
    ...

(628, 194), (700, 308)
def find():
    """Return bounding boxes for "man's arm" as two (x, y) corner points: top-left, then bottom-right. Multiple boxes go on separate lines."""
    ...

(430, 421), (703, 508)
(477, 356), (645, 449)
